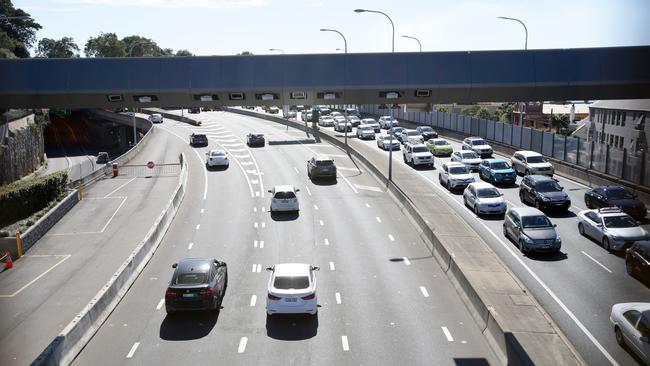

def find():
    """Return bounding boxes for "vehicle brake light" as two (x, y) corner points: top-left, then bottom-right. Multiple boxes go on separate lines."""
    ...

(301, 293), (315, 300)
(199, 288), (214, 297)
(268, 293), (281, 300)
(165, 289), (177, 298)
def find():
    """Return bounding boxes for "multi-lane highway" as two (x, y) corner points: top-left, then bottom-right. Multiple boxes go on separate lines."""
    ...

(266, 108), (649, 366)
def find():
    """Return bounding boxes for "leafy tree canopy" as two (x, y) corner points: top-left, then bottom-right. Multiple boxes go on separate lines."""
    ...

(0, 0), (41, 58)
(36, 37), (79, 58)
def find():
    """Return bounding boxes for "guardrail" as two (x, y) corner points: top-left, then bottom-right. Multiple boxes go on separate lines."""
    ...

(221, 107), (584, 366)
(32, 152), (188, 366)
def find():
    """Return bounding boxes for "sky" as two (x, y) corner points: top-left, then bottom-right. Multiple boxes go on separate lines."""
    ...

(14, 0), (650, 56)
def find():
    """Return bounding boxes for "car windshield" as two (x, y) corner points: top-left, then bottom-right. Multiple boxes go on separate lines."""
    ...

(420, 127), (433, 132)
(527, 156), (546, 164)
(461, 152), (479, 159)
(361, 126), (373, 131)
(274, 191), (296, 199)
(413, 146), (429, 153)
(522, 215), (552, 228)
(175, 272), (207, 285)
(316, 160), (333, 166)
(477, 188), (501, 198)
(607, 188), (635, 200)
(491, 162), (511, 170)
(434, 140), (449, 146)
(210, 151), (225, 156)
(407, 131), (421, 136)
(449, 166), (469, 174)
(604, 215), (637, 228)
(383, 136), (394, 141)
(471, 139), (486, 146)
(273, 275), (309, 289)
(536, 180), (562, 192)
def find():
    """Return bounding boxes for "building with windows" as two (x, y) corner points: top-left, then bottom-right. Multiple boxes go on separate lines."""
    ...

(587, 99), (650, 152)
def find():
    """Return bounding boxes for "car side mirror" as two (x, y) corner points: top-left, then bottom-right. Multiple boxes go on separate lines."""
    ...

(268, 190), (272, 193)
(172, 263), (177, 268)
(311, 266), (320, 271)
(553, 224), (557, 227)
(295, 189), (300, 192)
(265, 266), (274, 271)
(560, 186), (564, 190)
(500, 193), (504, 197)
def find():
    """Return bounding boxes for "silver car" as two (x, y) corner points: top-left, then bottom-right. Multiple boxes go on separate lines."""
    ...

(356, 125), (376, 140)
(451, 151), (482, 172)
(577, 207), (649, 251)
(463, 182), (507, 215)
(360, 118), (380, 132)
(610, 302), (650, 364)
(377, 133), (400, 150)
(503, 207), (561, 253)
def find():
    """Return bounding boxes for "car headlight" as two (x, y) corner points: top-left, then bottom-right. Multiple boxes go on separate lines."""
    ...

(541, 196), (551, 202)
(521, 235), (534, 243)
(609, 235), (620, 241)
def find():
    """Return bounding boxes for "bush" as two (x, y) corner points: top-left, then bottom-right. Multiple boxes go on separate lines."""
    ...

(0, 171), (68, 228)
(0, 231), (8, 238)
(25, 220), (34, 227)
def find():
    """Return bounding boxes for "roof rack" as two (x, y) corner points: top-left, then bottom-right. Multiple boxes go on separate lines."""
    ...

(598, 207), (622, 214)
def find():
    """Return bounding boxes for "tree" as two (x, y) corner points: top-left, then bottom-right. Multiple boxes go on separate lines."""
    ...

(85, 33), (126, 57)
(122, 35), (166, 57)
(36, 37), (79, 58)
(175, 49), (193, 56)
(550, 113), (570, 134)
(238, 51), (253, 55)
(435, 105), (449, 113)
(0, 0), (42, 58)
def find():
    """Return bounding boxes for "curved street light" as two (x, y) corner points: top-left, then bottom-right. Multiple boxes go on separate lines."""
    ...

(269, 48), (285, 54)
(320, 28), (347, 54)
(401, 35), (422, 52)
(498, 16), (528, 137)
(354, 9), (394, 53)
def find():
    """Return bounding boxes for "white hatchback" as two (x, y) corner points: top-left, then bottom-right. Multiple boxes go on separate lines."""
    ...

(463, 182), (507, 215)
(268, 185), (300, 212)
(266, 263), (319, 316)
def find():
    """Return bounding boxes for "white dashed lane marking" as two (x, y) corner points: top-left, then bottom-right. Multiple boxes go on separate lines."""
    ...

(319, 220), (324, 226)
(156, 298), (164, 310)
(250, 295), (257, 307)
(329, 262), (336, 271)
(376, 217), (382, 223)
(442, 326), (454, 342)
(402, 257), (411, 266)
(419, 286), (429, 297)
(238, 337), (248, 353)
(305, 187), (312, 196)
(293, 167), (300, 174)
(126, 342), (140, 359)
(365, 202), (371, 208)
(195, 224), (200, 230)
(335, 292), (342, 304)
(341, 336), (349, 351)
(388, 234), (395, 241)
(314, 204), (319, 210)
(324, 238), (330, 246)
(252, 264), (262, 273)
(188, 242), (193, 250)
(581, 251), (613, 273)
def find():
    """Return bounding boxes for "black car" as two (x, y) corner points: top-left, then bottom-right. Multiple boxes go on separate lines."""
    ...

(247, 133), (265, 147)
(416, 126), (438, 141)
(519, 175), (571, 211)
(190, 133), (208, 147)
(626, 241), (650, 282)
(165, 258), (228, 314)
(188, 107), (201, 114)
(584, 185), (647, 220)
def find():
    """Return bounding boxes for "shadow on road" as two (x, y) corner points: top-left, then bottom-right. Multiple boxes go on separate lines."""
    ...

(453, 358), (490, 366)
(310, 177), (337, 186)
(206, 164), (229, 172)
(270, 211), (300, 221)
(159, 311), (220, 341)
(266, 314), (319, 340)
(525, 250), (569, 261)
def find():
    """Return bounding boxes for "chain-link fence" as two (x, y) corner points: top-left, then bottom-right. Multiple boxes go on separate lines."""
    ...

(360, 105), (649, 186)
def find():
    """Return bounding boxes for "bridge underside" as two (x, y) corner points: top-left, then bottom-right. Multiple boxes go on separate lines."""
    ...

(1, 46), (649, 109)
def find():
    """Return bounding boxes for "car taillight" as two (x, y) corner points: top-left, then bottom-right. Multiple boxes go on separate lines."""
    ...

(301, 293), (315, 300)
(199, 288), (214, 297)
(165, 289), (177, 298)
(268, 293), (281, 300)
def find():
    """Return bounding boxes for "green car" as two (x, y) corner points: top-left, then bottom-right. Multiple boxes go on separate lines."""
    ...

(426, 138), (453, 156)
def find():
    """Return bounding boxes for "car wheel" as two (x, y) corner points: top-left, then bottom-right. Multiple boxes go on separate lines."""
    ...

(535, 199), (542, 209)
(518, 238), (527, 253)
(578, 223), (585, 236)
(615, 326), (625, 347)
(525, 169), (530, 176)
(625, 260), (635, 276)
(519, 190), (526, 204)
(474, 204), (480, 215)
(603, 237), (611, 251)
(585, 197), (593, 209)
(403, 155), (407, 163)
(503, 225), (509, 240)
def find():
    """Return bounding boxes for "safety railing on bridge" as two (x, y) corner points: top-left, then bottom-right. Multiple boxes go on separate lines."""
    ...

(117, 163), (181, 178)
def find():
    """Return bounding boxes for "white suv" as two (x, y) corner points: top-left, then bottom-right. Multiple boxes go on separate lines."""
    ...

(511, 150), (554, 176)
(378, 116), (399, 129)
(439, 162), (475, 190)
(402, 143), (434, 167)
(462, 137), (493, 158)
(268, 185), (300, 212)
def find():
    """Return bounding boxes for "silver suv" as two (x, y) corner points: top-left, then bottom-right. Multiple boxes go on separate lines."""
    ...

(577, 207), (649, 251)
(402, 143), (434, 167)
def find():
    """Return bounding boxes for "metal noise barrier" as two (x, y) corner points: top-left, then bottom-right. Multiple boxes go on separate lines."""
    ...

(32, 152), (188, 366)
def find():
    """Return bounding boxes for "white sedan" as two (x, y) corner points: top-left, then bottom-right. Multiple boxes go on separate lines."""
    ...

(266, 263), (319, 316)
(463, 182), (506, 215)
(610, 302), (650, 364)
(205, 149), (229, 168)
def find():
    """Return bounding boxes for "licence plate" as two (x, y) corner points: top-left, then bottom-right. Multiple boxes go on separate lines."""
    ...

(182, 293), (195, 298)
(285, 298), (297, 302)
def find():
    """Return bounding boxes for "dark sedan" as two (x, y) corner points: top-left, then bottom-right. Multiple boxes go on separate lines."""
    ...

(585, 185), (647, 220)
(626, 241), (650, 282)
(190, 133), (208, 147)
(165, 258), (228, 314)
(415, 126), (438, 140)
(519, 175), (570, 212)
(247, 133), (265, 147)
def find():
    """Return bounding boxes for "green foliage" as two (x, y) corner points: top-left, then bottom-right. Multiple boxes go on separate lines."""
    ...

(0, 0), (42, 58)
(84, 32), (126, 57)
(550, 113), (570, 134)
(0, 171), (68, 227)
(434, 105), (449, 113)
(238, 51), (254, 55)
(36, 37), (79, 58)
(175, 49), (193, 56)
(122, 35), (166, 57)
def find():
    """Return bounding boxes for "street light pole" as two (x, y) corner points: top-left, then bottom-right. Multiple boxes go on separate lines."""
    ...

(320, 28), (349, 150)
(355, 8), (396, 180)
(269, 48), (286, 54)
(402, 35), (422, 52)
(498, 16), (528, 130)
(127, 40), (153, 145)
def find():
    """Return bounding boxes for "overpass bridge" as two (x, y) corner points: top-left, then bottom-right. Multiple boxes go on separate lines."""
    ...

(0, 45), (649, 109)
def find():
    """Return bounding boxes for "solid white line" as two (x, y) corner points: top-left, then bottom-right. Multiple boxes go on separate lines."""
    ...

(413, 169), (619, 366)
(159, 126), (208, 200)
(419, 286), (429, 297)
(195, 224), (200, 230)
(441, 326), (454, 342)
(388, 234), (395, 241)
(337, 171), (359, 194)
(581, 251), (613, 273)
(99, 196), (128, 233)
(365, 202), (371, 208)
(341, 336), (349, 351)
(294, 167), (300, 174)
(319, 220), (324, 226)
(376, 217), (382, 223)
(573, 205), (584, 211)
(238, 337), (248, 353)
(324, 238), (330, 246)
(250, 295), (257, 307)
(335, 292), (342, 304)
(0, 254), (71, 298)
(402, 257), (411, 266)
(329, 261), (335, 271)
(305, 186), (312, 196)
(188, 242), (194, 250)
(240, 161), (254, 166)
(314, 204), (319, 210)
(104, 177), (135, 198)
(126, 342), (140, 358)
(156, 298), (165, 310)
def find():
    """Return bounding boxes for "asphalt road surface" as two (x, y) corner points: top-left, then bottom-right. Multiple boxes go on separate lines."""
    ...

(73, 112), (498, 365)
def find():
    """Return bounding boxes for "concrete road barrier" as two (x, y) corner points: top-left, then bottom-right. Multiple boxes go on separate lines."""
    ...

(32, 153), (188, 366)
(141, 108), (202, 126)
(221, 108), (584, 366)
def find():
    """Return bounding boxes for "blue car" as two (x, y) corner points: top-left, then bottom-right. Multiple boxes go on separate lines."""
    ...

(479, 158), (517, 185)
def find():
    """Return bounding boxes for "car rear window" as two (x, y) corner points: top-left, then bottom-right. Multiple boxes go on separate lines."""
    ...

(175, 272), (207, 285)
(522, 215), (552, 228)
(536, 180), (562, 192)
(407, 131), (420, 136)
(210, 151), (225, 156)
(274, 191), (296, 199)
(434, 140), (448, 145)
(316, 160), (333, 166)
(420, 127), (433, 132)
(477, 188), (501, 198)
(274, 276), (310, 289)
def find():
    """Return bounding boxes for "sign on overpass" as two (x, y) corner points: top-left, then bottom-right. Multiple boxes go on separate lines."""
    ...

(1, 46), (649, 108)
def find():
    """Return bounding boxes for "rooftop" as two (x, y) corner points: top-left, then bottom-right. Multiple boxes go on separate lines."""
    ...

(590, 99), (650, 112)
